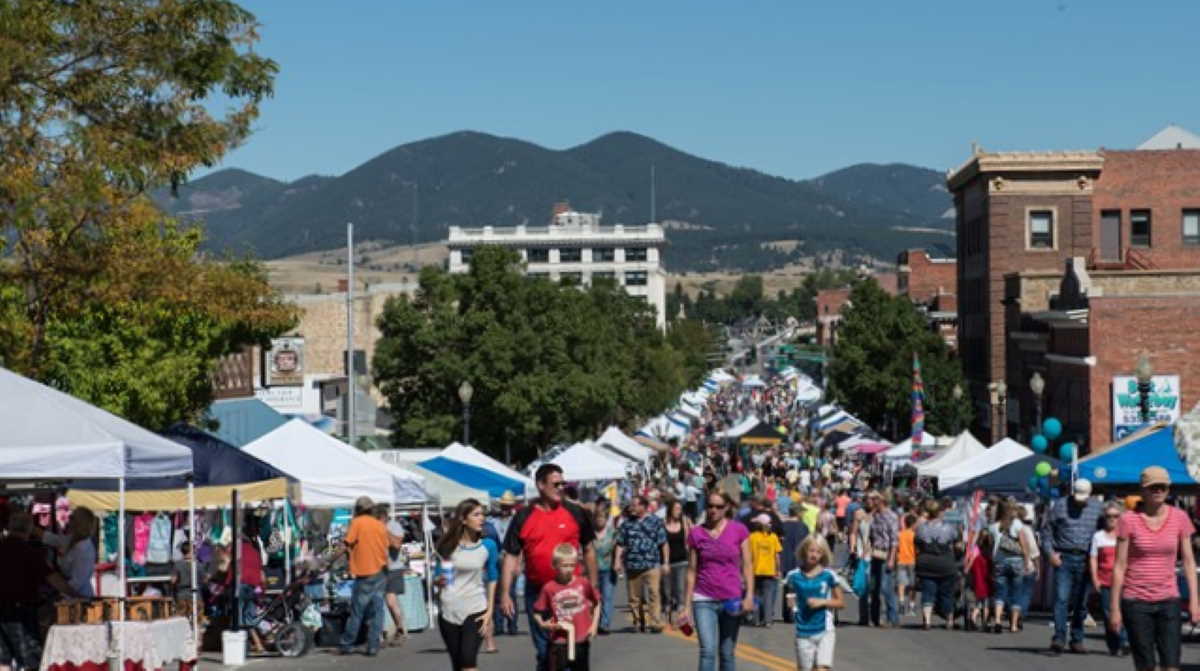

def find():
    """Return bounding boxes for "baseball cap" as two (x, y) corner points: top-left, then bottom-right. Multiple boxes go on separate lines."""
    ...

(1072, 478), (1092, 503)
(355, 495), (375, 512)
(1140, 466), (1171, 488)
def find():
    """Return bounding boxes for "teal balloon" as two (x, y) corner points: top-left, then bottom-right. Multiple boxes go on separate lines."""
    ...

(1031, 434), (1049, 452)
(1035, 461), (1052, 477)
(1043, 417), (1063, 441)
(1027, 475), (1039, 490)
(1059, 443), (1077, 461)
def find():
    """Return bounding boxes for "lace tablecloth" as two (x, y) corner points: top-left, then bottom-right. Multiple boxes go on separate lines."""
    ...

(40, 617), (196, 671)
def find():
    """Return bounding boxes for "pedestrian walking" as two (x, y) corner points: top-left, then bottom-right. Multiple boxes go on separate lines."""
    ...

(592, 503), (618, 636)
(435, 498), (499, 671)
(748, 513), (783, 627)
(1090, 500), (1128, 656)
(532, 544), (600, 671)
(488, 491), (521, 637)
(785, 536), (844, 671)
(1042, 478), (1102, 653)
(989, 499), (1033, 635)
(915, 499), (958, 630)
(896, 514), (916, 616)
(664, 500), (693, 616)
(1109, 466), (1200, 671)
(615, 495), (669, 633)
(337, 496), (390, 657)
(500, 464), (597, 671)
(866, 491), (899, 627)
(378, 504), (409, 648)
(683, 491), (754, 671)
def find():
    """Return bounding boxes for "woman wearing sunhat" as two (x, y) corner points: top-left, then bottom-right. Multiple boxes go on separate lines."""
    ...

(1109, 466), (1200, 671)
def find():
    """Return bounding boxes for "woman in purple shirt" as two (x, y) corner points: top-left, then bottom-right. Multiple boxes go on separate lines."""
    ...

(683, 491), (755, 671)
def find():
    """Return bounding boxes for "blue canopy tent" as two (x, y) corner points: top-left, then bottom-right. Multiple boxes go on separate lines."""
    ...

(1078, 424), (1197, 488)
(941, 454), (1063, 497)
(419, 456), (527, 499)
(68, 424), (300, 509)
(204, 397), (289, 447)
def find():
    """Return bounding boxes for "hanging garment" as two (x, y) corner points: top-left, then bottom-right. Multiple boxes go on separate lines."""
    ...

(132, 513), (155, 565)
(146, 512), (173, 564)
(103, 514), (120, 561)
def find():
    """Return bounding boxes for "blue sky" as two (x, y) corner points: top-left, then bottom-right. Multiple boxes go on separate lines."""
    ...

(211, 0), (1198, 182)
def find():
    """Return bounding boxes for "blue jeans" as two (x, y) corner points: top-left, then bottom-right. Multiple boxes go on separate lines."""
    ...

(754, 577), (778, 626)
(869, 558), (897, 626)
(992, 554), (1025, 610)
(340, 571), (386, 653)
(597, 570), (616, 631)
(1017, 571), (1036, 613)
(525, 583), (550, 671)
(693, 600), (740, 671)
(1052, 552), (1089, 645)
(1097, 586), (1128, 654)
(919, 575), (955, 618)
(494, 574), (521, 634)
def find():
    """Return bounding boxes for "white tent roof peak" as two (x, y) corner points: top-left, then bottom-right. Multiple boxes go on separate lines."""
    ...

(936, 437), (1031, 490)
(597, 426), (654, 464)
(0, 367), (192, 479)
(551, 441), (629, 482)
(1138, 124), (1200, 150)
(441, 442), (536, 496)
(916, 430), (988, 477)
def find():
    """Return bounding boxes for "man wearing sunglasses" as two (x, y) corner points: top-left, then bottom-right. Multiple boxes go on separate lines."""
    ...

(1042, 477), (1102, 654)
(499, 463), (597, 671)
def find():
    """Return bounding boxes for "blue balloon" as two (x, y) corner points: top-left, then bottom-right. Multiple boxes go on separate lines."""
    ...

(1043, 417), (1063, 441)
(1031, 434), (1049, 452)
(1059, 442), (1077, 461)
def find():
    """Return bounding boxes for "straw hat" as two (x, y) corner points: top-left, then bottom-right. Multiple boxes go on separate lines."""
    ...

(499, 491), (517, 506)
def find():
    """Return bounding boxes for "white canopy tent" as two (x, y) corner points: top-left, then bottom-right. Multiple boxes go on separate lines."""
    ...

(551, 441), (630, 481)
(441, 441), (537, 497)
(0, 367), (197, 658)
(717, 415), (761, 439)
(882, 432), (941, 461)
(916, 430), (988, 477)
(372, 448), (445, 464)
(244, 419), (426, 507)
(936, 438), (1031, 490)
(596, 426), (655, 465)
(390, 461), (490, 508)
(710, 369), (737, 383)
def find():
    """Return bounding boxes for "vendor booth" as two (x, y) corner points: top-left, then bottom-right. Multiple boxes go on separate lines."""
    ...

(1078, 423), (1197, 489)
(941, 453), (1064, 497)
(550, 442), (631, 482)
(935, 438), (1030, 491)
(419, 456), (529, 499)
(0, 367), (198, 671)
(439, 442), (536, 496)
(916, 430), (987, 477)
(596, 426), (655, 465)
(738, 421), (784, 447)
(389, 460), (491, 508)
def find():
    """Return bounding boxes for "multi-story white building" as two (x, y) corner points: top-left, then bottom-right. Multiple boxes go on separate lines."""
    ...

(447, 207), (668, 328)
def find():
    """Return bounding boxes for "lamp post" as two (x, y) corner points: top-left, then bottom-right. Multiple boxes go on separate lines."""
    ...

(458, 380), (473, 446)
(1135, 352), (1153, 424)
(996, 381), (1007, 440)
(952, 383), (963, 434)
(1030, 371), (1045, 438)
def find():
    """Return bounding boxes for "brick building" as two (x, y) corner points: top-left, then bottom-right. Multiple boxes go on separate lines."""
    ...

(897, 248), (958, 348)
(815, 287), (851, 345)
(947, 133), (1200, 445)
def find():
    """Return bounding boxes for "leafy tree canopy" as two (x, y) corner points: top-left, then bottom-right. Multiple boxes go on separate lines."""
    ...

(826, 278), (972, 439)
(374, 246), (712, 464)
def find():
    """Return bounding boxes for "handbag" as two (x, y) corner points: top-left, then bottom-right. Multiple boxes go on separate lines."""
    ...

(851, 558), (869, 598)
(996, 527), (1023, 556)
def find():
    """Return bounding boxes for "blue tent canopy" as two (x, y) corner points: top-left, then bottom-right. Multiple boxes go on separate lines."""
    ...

(941, 454), (1063, 497)
(205, 398), (289, 447)
(419, 456), (526, 498)
(1078, 425), (1196, 487)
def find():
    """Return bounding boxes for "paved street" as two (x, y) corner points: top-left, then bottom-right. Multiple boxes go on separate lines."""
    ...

(202, 588), (1187, 671)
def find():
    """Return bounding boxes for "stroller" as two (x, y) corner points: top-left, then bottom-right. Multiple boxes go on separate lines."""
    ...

(207, 570), (319, 658)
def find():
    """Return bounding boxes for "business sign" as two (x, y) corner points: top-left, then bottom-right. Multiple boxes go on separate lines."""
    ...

(263, 337), (305, 387)
(1112, 374), (1181, 440)
(255, 386), (304, 413)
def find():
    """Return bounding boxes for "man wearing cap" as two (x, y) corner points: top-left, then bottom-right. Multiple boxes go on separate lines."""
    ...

(337, 496), (391, 656)
(488, 491), (521, 636)
(1042, 478), (1103, 654)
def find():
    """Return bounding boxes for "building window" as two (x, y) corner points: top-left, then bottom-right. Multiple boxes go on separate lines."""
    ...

(625, 247), (648, 262)
(460, 248), (473, 263)
(1183, 209), (1200, 245)
(1028, 210), (1054, 249)
(560, 272), (582, 285)
(624, 270), (648, 286)
(592, 271), (616, 281)
(558, 247), (582, 263)
(527, 248), (549, 263)
(593, 247), (615, 262)
(1131, 209), (1152, 247)
(528, 271), (550, 280)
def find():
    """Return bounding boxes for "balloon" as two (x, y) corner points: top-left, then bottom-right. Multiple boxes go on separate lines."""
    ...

(1027, 475), (1039, 490)
(1059, 443), (1077, 461)
(1035, 461), (1052, 477)
(1043, 417), (1063, 441)
(1031, 434), (1048, 453)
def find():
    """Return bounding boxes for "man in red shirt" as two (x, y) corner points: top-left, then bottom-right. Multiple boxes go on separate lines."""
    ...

(500, 464), (597, 671)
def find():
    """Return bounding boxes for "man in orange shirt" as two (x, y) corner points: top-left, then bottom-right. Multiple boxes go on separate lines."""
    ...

(338, 496), (390, 656)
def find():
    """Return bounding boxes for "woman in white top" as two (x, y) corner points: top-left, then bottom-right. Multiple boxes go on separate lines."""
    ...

(435, 498), (498, 671)
(1015, 504), (1040, 629)
(38, 507), (98, 597)
(988, 500), (1033, 633)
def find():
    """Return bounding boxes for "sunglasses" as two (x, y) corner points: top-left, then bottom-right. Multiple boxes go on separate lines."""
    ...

(706, 502), (727, 510)
(544, 481), (565, 489)
(1145, 483), (1169, 493)
(1105, 514), (1121, 519)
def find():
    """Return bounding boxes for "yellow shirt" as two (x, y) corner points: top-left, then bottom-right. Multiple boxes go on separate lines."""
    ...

(749, 530), (782, 577)
(800, 504), (820, 535)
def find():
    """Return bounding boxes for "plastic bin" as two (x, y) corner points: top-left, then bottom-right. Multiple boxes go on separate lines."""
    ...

(222, 630), (247, 666)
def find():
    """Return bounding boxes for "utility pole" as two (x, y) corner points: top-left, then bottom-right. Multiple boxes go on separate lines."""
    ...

(346, 222), (355, 447)
(650, 164), (656, 224)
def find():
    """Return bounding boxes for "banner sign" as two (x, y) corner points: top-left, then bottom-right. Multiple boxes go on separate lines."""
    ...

(264, 337), (305, 387)
(1113, 374), (1180, 440)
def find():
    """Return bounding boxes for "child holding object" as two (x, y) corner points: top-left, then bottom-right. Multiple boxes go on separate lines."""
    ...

(785, 536), (844, 671)
(533, 544), (600, 671)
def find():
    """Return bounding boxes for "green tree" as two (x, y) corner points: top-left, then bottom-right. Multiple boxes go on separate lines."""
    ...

(826, 278), (971, 439)
(374, 246), (697, 464)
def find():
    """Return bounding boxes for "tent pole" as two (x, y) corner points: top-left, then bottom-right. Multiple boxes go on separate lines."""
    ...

(284, 498), (292, 587)
(188, 478), (199, 661)
(118, 476), (127, 665)
(423, 502), (434, 622)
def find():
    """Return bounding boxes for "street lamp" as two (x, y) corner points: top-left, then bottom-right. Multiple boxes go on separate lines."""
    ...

(952, 384), (964, 434)
(458, 380), (474, 445)
(1135, 352), (1153, 424)
(1030, 371), (1045, 436)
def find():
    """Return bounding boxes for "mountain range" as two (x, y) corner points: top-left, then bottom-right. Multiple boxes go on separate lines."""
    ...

(155, 131), (956, 271)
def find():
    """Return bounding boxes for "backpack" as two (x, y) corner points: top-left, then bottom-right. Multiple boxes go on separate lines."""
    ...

(996, 524), (1023, 556)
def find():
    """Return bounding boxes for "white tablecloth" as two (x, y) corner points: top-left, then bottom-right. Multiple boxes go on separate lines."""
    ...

(40, 617), (195, 671)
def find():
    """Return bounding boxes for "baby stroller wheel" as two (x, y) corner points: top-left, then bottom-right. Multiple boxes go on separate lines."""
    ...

(276, 621), (311, 657)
